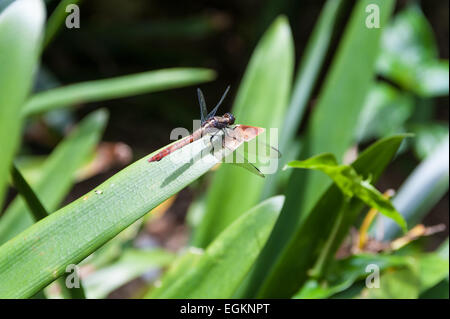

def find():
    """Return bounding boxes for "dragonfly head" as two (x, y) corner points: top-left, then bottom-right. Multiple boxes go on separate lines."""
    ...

(224, 112), (235, 125)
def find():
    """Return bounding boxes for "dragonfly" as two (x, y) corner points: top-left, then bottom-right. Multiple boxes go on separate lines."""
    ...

(148, 86), (280, 177)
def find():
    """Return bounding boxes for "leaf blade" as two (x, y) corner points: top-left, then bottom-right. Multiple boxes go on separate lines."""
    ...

(241, 0), (396, 298)
(0, 130), (239, 298)
(255, 135), (407, 298)
(193, 16), (294, 247)
(0, 109), (109, 245)
(149, 196), (284, 298)
(22, 68), (216, 116)
(286, 153), (407, 232)
(0, 0), (45, 208)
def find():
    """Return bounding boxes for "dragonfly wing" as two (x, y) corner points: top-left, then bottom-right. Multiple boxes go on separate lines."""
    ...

(227, 125), (281, 159)
(206, 85), (230, 119)
(243, 141), (281, 159)
(230, 162), (265, 178)
(220, 142), (265, 178)
(197, 88), (208, 124)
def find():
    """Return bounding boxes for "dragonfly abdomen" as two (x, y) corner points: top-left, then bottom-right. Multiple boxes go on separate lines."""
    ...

(147, 130), (201, 162)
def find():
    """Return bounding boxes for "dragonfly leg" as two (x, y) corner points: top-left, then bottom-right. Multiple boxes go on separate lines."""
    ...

(221, 129), (226, 148)
(209, 130), (222, 156)
(224, 128), (239, 145)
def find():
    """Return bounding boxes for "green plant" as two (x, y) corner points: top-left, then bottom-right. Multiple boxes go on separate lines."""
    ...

(0, 0), (447, 299)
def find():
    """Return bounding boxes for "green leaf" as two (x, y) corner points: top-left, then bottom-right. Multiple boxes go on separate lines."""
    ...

(293, 0), (396, 224)
(438, 238), (449, 260)
(0, 0), (45, 209)
(0, 109), (108, 245)
(241, 0), (396, 299)
(0, 130), (239, 298)
(365, 267), (420, 299)
(420, 280), (449, 299)
(286, 153), (407, 232)
(356, 82), (414, 142)
(13, 156), (47, 185)
(416, 252), (449, 292)
(420, 239), (449, 299)
(146, 247), (204, 299)
(43, 0), (81, 48)
(78, 219), (144, 271)
(251, 134), (407, 298)
(192, 16), (294, 247)
(361, 250), (449, 299)
(9, 160), (87, 299)
(83, 249), (175, 299)
(409, 122), (449, 160)
(22, 68), (216, 116)
(261, 0), (347, 199)
(294, 253), (412, 299)
(147, 196), (284, 298)
(379, 134), (449, 239)
(0, 0), (15, 14)
(9, 163), (48, 221)
(377, 5), (449, 96)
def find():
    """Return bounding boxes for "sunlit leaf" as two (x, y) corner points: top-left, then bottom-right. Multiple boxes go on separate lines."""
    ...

(294, 253), (412, 299)
(241, 0), (396, 299)
(253, 135), (407, 298)
(193, 16), (294, 247)
(147, 196), (284, 298)
(23, 68), (216, 116)
(0, 110), (108, 245)
(0, 0), (45, 208)
(83, 249), (175, 299)
(377, 5), (449, 96)
(0, 129), (251, 298)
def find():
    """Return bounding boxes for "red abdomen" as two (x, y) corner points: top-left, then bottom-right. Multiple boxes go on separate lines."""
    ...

(148, 134), (196, 162)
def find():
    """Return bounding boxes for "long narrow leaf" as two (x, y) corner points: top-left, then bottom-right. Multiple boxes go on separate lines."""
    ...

(0, 0), (45, 208)
(0, 109), (108, 244)
(286, 153), (407, 231)
(9, 161), (87, 299)
(148, 196), (284, 298)
(0, 130), (245, 298)
(43, 0), (81, 48)
(378, 134), (449, 240)
(242, 0), (396, 298)
(193, 16), (294, 247)
(10, 163), (48, 221)
(253, 135), (407, 297)
(261, 0), (346, 199)
(83, 249), (175, 299)
(22, 68), (216, 116)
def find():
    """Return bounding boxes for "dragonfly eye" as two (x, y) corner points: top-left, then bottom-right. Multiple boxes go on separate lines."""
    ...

(225, 112), (235, 125)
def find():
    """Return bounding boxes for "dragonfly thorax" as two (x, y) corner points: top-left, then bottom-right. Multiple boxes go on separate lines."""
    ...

(223, 112), (235, 125)
(206, 112), (236, 130)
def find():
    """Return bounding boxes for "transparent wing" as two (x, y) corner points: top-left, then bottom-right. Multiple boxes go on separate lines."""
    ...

(241, 141), (281, 159)
(206, 85), (230, 120)
(197, 88), (208, 124)
(230, 160), (265, 178)
(222, 142), (265, 178)
(225, 126), (281, 159)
